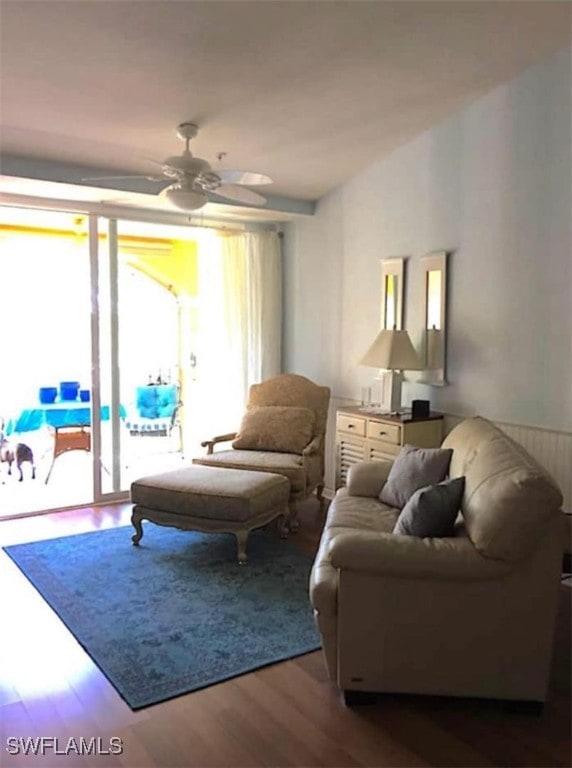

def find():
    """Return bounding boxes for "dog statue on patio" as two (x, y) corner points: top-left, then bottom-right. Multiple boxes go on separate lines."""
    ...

(0, 418), (36, 482)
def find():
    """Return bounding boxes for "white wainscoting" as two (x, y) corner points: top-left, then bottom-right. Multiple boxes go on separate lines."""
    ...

(325, 397), (571, 512)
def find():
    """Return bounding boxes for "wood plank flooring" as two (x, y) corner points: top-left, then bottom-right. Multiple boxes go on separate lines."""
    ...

(0, 499), (570, 768)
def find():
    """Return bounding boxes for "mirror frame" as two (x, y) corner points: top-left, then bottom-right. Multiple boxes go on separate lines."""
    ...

(419, 250), (448, 385)
(380, 258), (404, 330)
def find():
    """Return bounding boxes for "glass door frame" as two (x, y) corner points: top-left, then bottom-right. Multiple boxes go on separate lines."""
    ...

(89, 214), (128, 504)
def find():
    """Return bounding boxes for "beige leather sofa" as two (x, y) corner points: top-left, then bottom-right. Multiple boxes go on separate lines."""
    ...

(310, 416), (564, 706)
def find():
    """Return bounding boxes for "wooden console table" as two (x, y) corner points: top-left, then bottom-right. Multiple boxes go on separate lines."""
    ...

(335, 406), (444, 488)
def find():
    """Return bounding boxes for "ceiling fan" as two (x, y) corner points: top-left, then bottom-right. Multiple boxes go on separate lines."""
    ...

(83, 122), (272, 211)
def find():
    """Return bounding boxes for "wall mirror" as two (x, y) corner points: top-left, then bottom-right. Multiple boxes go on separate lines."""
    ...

(419, 250), (448, 385)
(380, 258), (404, 330)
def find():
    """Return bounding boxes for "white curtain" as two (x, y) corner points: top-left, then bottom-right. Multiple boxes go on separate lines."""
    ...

(194, 230), (282, 439)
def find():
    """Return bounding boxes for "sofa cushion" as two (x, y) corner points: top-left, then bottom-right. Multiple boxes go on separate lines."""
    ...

(232, 405), (314, 454)
(393, 476), (465, 537)
(327, 487), (399, 533)
(379, 444), (453, 509)
(442, 417), (563, 561)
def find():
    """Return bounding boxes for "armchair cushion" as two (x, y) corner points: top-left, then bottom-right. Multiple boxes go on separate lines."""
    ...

(136, 387), (158, 411)
(379, 444), (453, 508)
(393, 476), (465, 537)
(194, 449), (308, 492)
(139, 405), (159, 419)
(232, 405), (315, 454)
(135, 384), (178, 421)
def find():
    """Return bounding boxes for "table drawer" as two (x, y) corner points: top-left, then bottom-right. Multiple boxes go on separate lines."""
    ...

(368, 441), (400, 461)
(337, 413), (366, 437)
(366, 421), (401, 445)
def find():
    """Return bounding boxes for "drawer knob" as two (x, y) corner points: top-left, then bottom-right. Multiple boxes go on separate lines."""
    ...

(348, 424), (355, 429)
(378, 430), (386, 436)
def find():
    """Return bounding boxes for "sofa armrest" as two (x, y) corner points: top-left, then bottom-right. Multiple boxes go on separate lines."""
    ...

(346, 460), (393, 498)
(329, 531), (511, 581)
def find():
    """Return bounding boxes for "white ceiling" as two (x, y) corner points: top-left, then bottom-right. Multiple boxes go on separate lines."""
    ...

(0, 1), (570, 219)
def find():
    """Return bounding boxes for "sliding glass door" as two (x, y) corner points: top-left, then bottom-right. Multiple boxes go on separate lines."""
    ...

(0, 208), (95, 515)
(95, 216), (200, 500)
(0, 206), (198, 516)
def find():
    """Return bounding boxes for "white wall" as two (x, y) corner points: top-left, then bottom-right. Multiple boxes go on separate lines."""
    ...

(283, 46), (571, 432)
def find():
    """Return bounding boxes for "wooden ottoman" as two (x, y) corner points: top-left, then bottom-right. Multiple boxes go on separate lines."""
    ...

(130, 465), (290, 564)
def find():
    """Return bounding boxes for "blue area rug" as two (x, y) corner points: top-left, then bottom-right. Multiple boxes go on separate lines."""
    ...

(4, 526), (320, 709)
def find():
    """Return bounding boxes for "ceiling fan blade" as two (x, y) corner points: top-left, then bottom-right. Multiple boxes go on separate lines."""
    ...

(213, 184), (267, 206)
(82, 174), (165, 182)
(215, 170), (272, 186)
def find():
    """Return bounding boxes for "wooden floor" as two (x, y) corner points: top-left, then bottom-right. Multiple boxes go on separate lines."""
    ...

(0, 499), (570, 768)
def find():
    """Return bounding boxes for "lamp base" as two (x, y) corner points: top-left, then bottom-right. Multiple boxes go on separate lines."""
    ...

(375, 370), (403, 414)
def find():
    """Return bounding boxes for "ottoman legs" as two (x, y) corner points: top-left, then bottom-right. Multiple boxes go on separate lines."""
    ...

(235, 529), (249, 565)
(130, 505), (290, 564)
(131, 508), (144, 546)
(288, 502), (300, 532)
(235, 514), (289, 562)
(133, 519), (252, 564)
(234, 517), (289, 563)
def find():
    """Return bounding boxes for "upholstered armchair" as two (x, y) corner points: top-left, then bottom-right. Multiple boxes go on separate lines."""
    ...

(193, 374), (330, 530)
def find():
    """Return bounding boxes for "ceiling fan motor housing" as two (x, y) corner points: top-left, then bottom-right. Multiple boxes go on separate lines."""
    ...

(162, 154), (211, 178)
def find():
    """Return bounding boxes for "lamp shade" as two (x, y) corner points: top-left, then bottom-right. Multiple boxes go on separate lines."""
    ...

(360, 329), (422, 371)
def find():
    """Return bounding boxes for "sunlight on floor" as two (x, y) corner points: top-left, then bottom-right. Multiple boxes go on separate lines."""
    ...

(0, 555), (94, 700)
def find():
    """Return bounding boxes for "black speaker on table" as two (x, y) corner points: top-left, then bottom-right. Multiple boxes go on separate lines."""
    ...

(411, 399), (430, 419)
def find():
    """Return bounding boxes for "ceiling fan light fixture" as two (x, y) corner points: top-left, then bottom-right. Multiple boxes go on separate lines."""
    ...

(163, 182), (208, 211)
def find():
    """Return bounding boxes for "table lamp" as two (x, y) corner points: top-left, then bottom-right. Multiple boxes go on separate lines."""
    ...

(359, 328), (422, 414)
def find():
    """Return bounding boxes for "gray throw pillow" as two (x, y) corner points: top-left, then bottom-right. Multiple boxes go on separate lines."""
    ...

(392, 476), (466, 537)
(379, 444), (453, 508)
